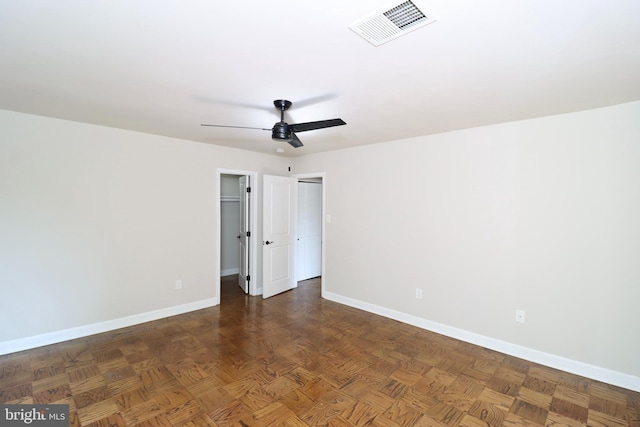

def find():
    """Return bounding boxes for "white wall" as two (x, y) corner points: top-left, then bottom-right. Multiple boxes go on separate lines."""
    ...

(292, 101), (640, 387)
(221, 174), (241, 198)
(0, 110), (288, 348)
(2, 102), (639, 390)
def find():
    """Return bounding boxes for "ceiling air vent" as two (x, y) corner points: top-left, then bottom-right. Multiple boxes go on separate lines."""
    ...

(349, 0), (437, 47)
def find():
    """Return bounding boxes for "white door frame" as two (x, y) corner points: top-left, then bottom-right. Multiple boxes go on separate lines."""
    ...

(216, 169), (259, 301)
(291, 172), (326, 298)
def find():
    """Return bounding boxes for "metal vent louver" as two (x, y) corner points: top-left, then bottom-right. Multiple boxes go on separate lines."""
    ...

(349, 0), (437, 46)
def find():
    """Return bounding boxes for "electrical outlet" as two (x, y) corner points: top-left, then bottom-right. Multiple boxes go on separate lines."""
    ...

(415, 288), (423, 299)
(175, 280), (182, 290)
(515, 309), (525, 323)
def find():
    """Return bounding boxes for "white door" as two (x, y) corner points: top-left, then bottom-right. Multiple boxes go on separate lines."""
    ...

(297, 181), (322, 281)
(238, 175), (250, 294)
(263, 175), (297, 299)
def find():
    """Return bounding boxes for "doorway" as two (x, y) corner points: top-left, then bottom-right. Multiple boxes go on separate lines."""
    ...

(261, 173), (326, 299)
(297, 179), (322, 281)
(217, 169), (258, 303)
(293, 172), (326, 297)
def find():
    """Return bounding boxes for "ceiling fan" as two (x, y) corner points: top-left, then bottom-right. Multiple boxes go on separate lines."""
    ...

(201, 99), (346, 148)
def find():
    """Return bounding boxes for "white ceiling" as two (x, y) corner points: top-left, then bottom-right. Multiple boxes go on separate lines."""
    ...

(1, 0), (639, 157)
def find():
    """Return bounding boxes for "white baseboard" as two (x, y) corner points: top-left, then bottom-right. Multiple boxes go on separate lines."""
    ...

(0, 297), (219, 356)
(221, 268), (239, 277)
(323, 291), (640, 393)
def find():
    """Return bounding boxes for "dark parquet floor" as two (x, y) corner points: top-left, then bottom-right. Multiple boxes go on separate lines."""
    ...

(1, 276), (639, 426)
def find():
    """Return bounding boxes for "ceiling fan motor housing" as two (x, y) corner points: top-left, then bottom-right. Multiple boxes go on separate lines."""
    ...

(272, 122), (291, 141)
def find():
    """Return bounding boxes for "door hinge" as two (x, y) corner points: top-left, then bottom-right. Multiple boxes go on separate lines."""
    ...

(246, 187), (251, 193)
(246, 231), (251, 237)
(247, 275), (250, 281)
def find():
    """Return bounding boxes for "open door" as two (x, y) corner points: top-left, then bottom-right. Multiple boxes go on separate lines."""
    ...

(238, 175), (250, 294)
(262, 175), (297, 299)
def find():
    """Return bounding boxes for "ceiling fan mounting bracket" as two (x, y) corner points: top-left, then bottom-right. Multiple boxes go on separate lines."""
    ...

(274, 99), (292, 111)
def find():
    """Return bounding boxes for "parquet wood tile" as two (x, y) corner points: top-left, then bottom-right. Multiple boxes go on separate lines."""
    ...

(510, 399), (548, 425)
(1, 276), (639, 426)
(467, 399), (506, 426)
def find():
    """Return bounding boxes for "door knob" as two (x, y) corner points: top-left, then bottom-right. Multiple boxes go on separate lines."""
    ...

(265, 241), (274, 245)
(237, 235), (241, 239)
